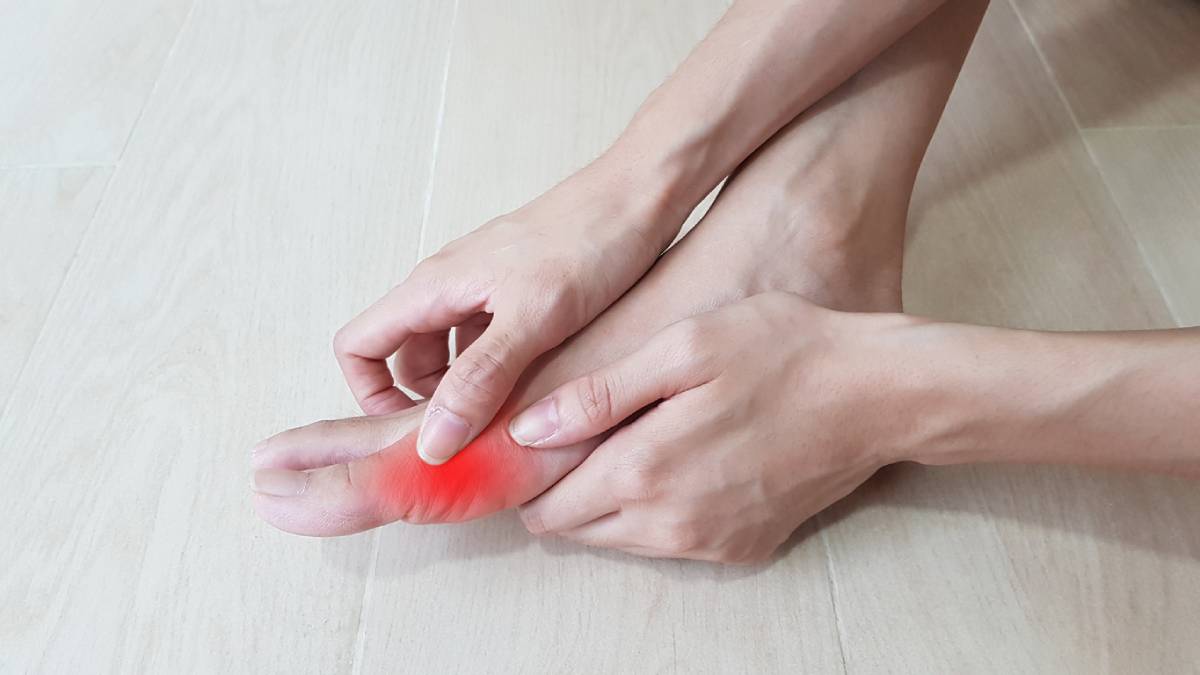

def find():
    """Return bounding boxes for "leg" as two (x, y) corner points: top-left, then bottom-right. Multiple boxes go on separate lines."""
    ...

(252, 0), (989, 535)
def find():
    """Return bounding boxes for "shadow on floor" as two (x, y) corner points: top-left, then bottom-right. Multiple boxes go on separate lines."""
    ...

(911, 0), (1200, 227)
(800, 461), (1200, 564)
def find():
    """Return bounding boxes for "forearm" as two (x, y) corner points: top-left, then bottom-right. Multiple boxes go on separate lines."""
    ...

(912, 324), (1200, 477)
(609, 0), (949, 219)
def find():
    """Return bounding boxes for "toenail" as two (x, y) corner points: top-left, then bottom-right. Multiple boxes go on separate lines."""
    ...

(253, 469), (310, 497)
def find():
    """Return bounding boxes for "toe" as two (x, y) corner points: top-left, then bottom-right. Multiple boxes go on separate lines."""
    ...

(251, 406), (424, 471)
(252, 462), (387, 536)
(253, 422), (595, 534)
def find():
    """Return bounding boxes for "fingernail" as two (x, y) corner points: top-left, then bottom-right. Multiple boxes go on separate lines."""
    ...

(251, 440), (268, 455)
(252, 468), (310, 497)
(417, 407), (470, 465)
(508, 398), (559, 447)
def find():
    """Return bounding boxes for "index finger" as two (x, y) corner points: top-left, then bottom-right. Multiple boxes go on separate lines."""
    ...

(333, 281), (484, 414)
(506, 319), (710, 448)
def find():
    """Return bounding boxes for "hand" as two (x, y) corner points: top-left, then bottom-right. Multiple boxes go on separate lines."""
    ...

(334, 153), (685, 465)
(509, 292), (928, 563)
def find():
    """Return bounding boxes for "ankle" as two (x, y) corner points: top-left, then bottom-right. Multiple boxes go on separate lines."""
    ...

(706, 178), (906, 312)
(706, 126), (914, 310)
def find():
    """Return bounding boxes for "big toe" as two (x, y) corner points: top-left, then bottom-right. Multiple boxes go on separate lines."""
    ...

(253, 416), (592, 536)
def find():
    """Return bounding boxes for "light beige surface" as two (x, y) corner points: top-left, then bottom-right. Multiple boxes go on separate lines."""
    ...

(1008, 0), (1200, 128)
(1, 1), (1197, 673)
(0, 0), (194, 165)
(1085, 127), (1200, 325)
(0, 168), (109, 408)
(0, 1), (453, 671)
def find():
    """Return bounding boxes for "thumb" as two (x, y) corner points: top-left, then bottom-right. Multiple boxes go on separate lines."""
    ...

(506, 323), (706, 448)
(417, 317), (543, 465)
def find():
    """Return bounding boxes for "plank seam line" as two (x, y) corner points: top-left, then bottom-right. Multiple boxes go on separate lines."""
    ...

(350, 2), (460, 672)
(415, 0), (460, 260)
(0, 2), (201, 424)
(0, 170), (120, 423)
(1082, 124), (1200, 132)
(1005, 0), (1182, 326)
(0, 162), (118, 170)
(113, 0), (200, 165)
(350, 528), (383, 675)
(818, 524), (851, 674)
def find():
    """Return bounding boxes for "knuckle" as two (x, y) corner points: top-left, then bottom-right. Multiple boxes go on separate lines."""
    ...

(397, 505), (434, 525)
(679, 318), (711, 354)
(406, 258), (462, 298)
(409, 269), (454, 303)
(308, 419), (340, 438)
(481, 214), (514, 232)
(517, 275), (588, 339)
(665, 319), (715, 369)
(414, 250), (450, 273)
(658, 522), (702, 556)
(319, 463), (383, 532)
(607, 454), (658, 503)
(541, 276), (588, 326)
(573, 373), (617, 427)
(755, 290), (793, 307)
(445, 347), (511, 404)
(331, 326), (356, 357)
(750, 291), (797, 321)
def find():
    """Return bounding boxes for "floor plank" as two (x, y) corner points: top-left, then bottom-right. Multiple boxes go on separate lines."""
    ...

(824, 3), (1199, 672)
(0, 1), (453, 671)
(0, 167), (109, 408)
(355, 2), (844, 673)
(904, 7), (1172, 332)
(0, 0), (194, 165)
(1008, 0), (1200, 128)
(4, 0), (1198, 672)
(1085, 127), (1200, 325)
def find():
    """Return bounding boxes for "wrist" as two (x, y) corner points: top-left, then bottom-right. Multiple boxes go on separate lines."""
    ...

(898, 323), (1138, 470)
(603, 110), (720, 224)
(883, 321), (1053, 468)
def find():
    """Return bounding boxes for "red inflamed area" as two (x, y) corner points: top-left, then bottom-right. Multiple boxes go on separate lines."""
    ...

(364, 415), (537, 524)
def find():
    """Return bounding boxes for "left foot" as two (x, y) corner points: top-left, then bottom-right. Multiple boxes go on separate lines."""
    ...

(251, 134), (904, 536)
(251, 0), (982, 536)
(250, 56), (921, 535)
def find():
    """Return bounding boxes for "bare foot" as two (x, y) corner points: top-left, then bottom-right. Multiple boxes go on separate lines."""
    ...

(249, 0), (984, 533)
(250, 143), (903, 535)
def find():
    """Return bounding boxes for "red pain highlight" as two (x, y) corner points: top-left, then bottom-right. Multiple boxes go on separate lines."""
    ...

(367, 416), (533, 523)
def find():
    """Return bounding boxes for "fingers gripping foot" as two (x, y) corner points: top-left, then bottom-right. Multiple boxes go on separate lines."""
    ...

(252, 409), (591, 536)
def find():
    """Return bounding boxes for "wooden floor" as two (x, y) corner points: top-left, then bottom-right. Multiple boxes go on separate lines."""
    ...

(2, 1), (1198, 672)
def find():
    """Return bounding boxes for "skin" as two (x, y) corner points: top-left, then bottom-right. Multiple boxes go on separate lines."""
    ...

(514, 296), (1200, 563)
(332, 0), (954, 466)
(252, 0), (986, 537)
(254, 0), (1199, 564)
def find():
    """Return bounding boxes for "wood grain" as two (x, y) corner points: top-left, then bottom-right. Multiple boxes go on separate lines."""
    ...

(904, 2), (1173, 332)
(822, 3), (1200, 672)
(0, 0), (194, 165)
(1085, 127), (1200, 325)
(0, 1), (453, 671)
(0, 167), (109, 407)
(3, 0), (1199, 672)
(1007, 0), (1200, 128)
